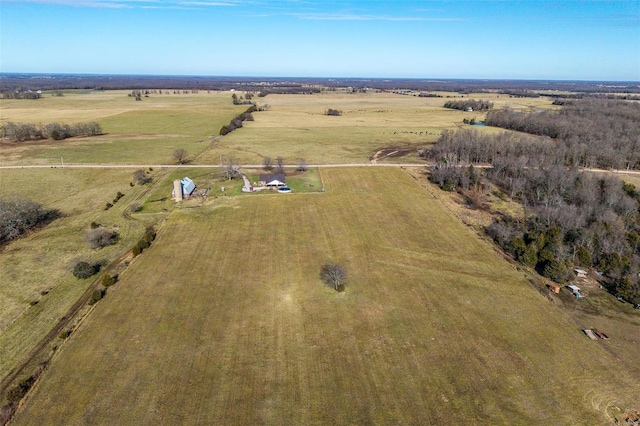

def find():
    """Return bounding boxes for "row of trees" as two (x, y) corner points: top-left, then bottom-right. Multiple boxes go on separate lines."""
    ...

(0, 90), (41, 99)
(443, 99), (493, 111)
(485, 99), (640, 170)
(1, 121), (102, 142)
(425, 129), (640, 302)
(219, 106), (256, 136)
(231, 93), (254, 105)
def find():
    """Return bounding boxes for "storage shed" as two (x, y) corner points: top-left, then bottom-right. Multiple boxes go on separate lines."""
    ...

(574, 269), (588, 278)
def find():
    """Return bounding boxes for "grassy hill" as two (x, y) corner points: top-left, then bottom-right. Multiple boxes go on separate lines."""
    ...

(12, 167), (640, 425)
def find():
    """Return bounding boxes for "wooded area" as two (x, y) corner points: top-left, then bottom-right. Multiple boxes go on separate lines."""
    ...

(426, 99), (640, 303)
(485, 99), (640, 169)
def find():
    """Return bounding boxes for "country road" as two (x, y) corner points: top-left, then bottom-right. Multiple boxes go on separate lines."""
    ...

(2, 162), (640, 177)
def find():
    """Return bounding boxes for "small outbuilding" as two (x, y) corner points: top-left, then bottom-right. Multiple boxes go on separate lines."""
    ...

(567, 284), (581, 295)
(172, 177), (197, 201)
(574, 269), (588, 278)
(259, 173), (286, 187)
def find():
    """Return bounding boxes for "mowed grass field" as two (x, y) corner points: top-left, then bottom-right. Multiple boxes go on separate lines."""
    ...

(193, 92), (555, 165)
(0, 167), (170, 382)
(13, 168), (640, 425)
(0, 91), (247, 165)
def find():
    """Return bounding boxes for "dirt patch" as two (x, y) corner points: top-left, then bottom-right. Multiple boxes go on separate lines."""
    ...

(370, 146), (416, 162)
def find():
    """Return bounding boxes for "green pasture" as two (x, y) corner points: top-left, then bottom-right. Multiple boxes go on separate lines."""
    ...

(0, 91), (247, 165)
(13, 168), (640, 425)
(0, 168), (164, 381)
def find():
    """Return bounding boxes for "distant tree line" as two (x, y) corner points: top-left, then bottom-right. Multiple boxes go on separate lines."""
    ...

(1, 121), (102, 142)
(0, 197), (60, 245)
(485, 99), (640, 170)
(3, 74), (640, 94)
(219, 106), (256, 136)
(496, 89), (540, 98)
(424, 128), (640, 302)
(443, 99), (493, 111)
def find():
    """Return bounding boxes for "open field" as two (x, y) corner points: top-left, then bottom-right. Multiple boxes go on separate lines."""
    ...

(158, 92), (555, 165)
(13, 168), (640, 425)
(1, 91), (555, 167)
(0, 167), (168, 383)
(0, 91), (246, 165)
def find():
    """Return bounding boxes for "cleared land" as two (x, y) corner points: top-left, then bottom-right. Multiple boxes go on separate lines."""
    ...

(0, 91), (246, 165)
(13, 168), (640, 425)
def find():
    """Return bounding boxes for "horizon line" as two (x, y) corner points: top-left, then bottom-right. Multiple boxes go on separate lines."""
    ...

(1, 72), (639, 84)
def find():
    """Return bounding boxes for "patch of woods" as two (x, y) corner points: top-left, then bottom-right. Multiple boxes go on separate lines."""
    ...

(0, 197), (60, 246)
(325, 108), (342, 116)
(219, 105), (257, 136)
(485, 99), (640, 169)
(1, 121), (102, 142)
(425, 125), (640, 304)
(443, 99), (493, 111)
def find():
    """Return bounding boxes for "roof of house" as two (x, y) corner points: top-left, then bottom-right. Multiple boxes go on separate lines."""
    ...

(574, 269), (588, 275)
(259, 173), (286, 184)
(567, 285), (581, 292)
(181, 177), (196, 195)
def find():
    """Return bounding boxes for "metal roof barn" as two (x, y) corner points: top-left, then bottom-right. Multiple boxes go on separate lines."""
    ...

(181, 177), (196, 195)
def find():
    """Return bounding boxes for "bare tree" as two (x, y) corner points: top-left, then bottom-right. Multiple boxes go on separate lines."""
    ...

(262, 156), (273, 171)
(172, 148), (188, 164)
(297, 158), (307, 172)
(276, 156), (285, 174)
(84, 228), (119, 249)
(0, 197), (60, 244)
(221, 157), (241, 180)
(320, 262), (347, 291)
(133, 169), (151, 185)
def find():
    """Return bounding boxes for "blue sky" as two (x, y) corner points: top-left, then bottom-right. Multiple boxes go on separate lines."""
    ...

(1, 0), (639, 80)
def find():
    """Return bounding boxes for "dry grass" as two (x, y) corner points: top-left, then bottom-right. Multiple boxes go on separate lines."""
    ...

(0, 168), (166, 381)
(13, 167), (640, 425)
(197, 92), (556, 165)
(0, 91), (247, 165)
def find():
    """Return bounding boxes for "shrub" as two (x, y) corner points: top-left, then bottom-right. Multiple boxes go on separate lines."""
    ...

(72, 261), (99, 279)
(58, 329), (72, 339)
(84, 228), (119, 249)
(105, 203), (113, 210)
(143, 230), (156, 243)
(90, 221), (100, 229)
(101, 274), (117, 287)
(129, 203), (142, 213)
(5, 376), (35, 402)
(88, 289), (104, 305)
(132, 245), (142, 257)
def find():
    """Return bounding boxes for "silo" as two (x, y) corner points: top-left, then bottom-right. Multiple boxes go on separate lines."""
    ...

(173, 179), (183, 202)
